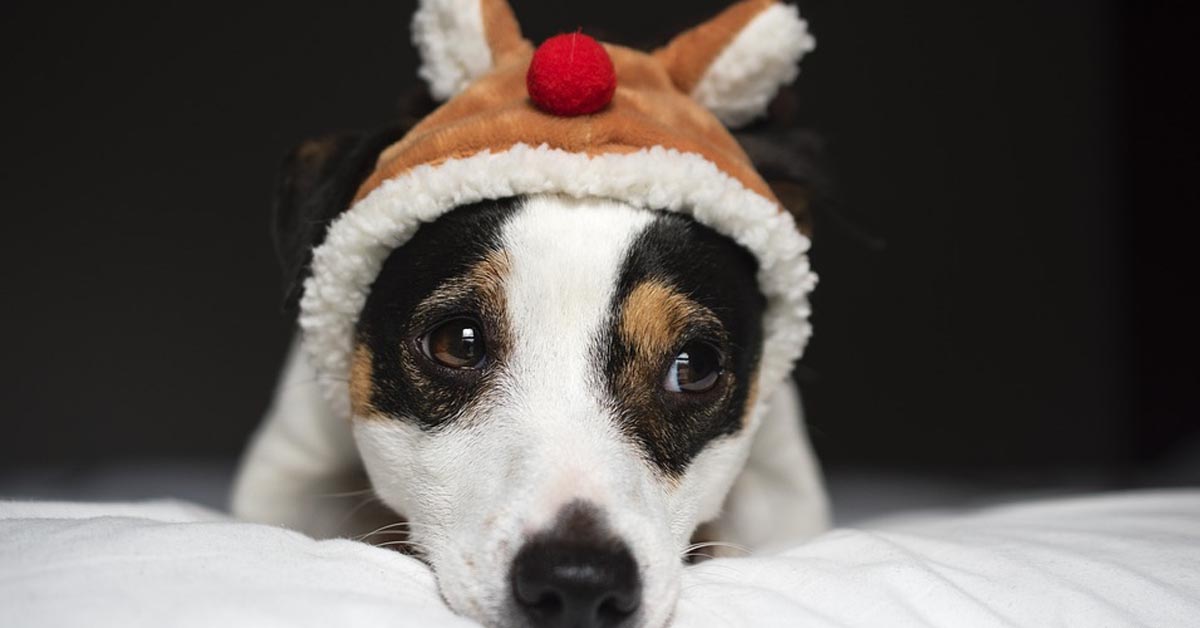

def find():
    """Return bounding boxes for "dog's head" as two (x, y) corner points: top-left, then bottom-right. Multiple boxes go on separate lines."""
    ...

(263, 2), (825, 626)
(350, 193), (766, 626)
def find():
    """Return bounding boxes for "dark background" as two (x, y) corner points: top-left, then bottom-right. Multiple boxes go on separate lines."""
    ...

(1, 1), (1195, 477)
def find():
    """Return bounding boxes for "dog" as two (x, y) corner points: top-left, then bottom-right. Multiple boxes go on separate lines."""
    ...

(233, 2), (829, 627)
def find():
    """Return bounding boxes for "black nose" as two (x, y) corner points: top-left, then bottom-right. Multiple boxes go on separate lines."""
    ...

(509, 502), (641, 628)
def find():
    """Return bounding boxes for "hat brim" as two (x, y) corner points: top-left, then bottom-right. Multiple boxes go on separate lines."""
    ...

(299, 142), (816, 418)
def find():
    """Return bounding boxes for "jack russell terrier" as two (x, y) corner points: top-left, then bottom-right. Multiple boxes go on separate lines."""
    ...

(233, 1), (829, 626)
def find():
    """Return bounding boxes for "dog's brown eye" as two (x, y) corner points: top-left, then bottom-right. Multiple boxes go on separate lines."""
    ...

(663, 341), (723, 393)
(421, 318), (487, 369)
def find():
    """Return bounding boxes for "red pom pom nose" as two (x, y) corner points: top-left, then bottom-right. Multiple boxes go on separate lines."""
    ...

(526, 33), (616, 117)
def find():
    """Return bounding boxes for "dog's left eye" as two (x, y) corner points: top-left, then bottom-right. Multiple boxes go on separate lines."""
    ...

(663, 341), (723, 393)
(421, 318), (487, 369)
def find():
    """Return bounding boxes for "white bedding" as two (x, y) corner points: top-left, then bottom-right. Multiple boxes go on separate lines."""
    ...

(3, 491), (1198, 627)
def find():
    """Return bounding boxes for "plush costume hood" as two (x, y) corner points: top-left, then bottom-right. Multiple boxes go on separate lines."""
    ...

(302, 0), (817, 418)
(235, 0), (828, 546)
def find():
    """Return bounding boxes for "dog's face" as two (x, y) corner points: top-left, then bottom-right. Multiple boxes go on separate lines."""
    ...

(349, 194), (766, 627)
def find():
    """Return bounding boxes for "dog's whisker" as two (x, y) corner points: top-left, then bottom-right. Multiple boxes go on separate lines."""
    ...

(312, 488), (375, 499)
(366, 520), (416, 532)
(372, 539), (433, 556)
(354, 521), (412, 541)
(681, 541), (750, 557)
(373, 539), (424, 548)
(353, 520), (439, 542)
(356, 525), (425, 542)
(360, 530), (415, 538)
(333, 494), (384, 530)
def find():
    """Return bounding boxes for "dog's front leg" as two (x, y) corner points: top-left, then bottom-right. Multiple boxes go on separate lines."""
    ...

(231, 338), (367, 538)
(706, 378), (830, 554)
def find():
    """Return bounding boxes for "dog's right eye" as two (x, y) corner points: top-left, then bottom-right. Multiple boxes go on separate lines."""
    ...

(663, 341), (723, 393)
(421, 318), (487, 370)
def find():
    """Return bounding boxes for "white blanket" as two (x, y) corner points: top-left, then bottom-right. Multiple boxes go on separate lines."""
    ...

(3, 491), (1199, 627)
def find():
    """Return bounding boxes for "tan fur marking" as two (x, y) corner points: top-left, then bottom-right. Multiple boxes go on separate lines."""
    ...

(350, 342), (377, 418)
(620, 281), (706, 359)
(470, 248), (512, 317)
(449, 248), (513, 364)
(415, 249), (512, 349)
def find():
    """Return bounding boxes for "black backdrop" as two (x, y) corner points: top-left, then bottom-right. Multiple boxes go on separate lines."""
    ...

(1, 1), (1195, 472)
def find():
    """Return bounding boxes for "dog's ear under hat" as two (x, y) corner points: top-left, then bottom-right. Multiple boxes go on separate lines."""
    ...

(272, 127), (407, 310)
(734, 89), (831, 238)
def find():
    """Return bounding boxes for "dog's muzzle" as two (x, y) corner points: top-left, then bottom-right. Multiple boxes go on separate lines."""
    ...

(509, 501), (642, 628)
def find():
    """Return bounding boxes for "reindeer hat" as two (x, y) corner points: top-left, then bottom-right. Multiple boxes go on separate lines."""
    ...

(301, 0), (817, 416)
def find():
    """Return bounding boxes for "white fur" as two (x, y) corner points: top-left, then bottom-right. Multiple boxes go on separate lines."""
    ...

(231, 338), (361, 537)
(354, 199), (682, 626)
(703, 376), (830, 552)
(411, 0), (493, 100)
(691, 3), (816, 128)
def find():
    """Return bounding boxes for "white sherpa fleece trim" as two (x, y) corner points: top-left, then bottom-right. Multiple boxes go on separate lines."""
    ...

(299, 143), (816, 419)
(692, 3), (816, 128)
(411, 0), (493, 100)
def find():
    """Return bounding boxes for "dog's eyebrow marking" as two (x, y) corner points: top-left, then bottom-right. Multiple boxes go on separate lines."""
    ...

(619, 280), (716, 358)
(414, 249), (512, 322)
(408, 248), (514, 370)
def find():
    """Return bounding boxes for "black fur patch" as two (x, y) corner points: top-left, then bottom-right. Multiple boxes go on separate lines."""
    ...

(733, 88), (833, 239)
(604, 213), (766, 477)
(272, 89), (437, 311)
(272, 126), (408, 310)
(356, 197), (522, 429)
